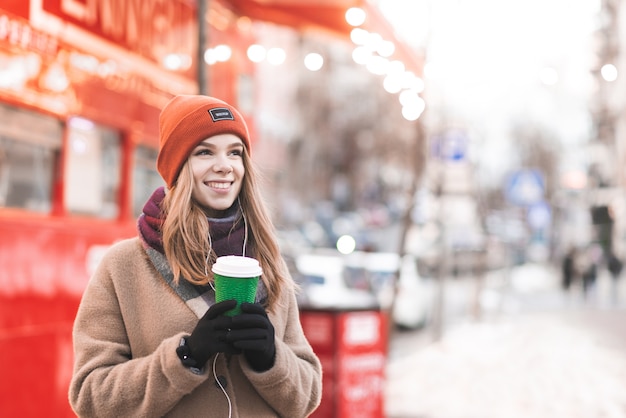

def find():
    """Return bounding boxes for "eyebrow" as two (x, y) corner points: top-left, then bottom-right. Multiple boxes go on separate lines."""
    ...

(196, 140), (244, 149)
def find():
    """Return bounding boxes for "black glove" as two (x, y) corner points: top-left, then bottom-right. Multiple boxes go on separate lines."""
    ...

(227, 303), (276, 372)
(177, 299), (237, 368)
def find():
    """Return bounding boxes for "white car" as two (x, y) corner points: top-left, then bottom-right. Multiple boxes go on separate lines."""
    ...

(344, 251), (432, 329)
(293, 252), (379, 310)
(391, 254), (432, 329)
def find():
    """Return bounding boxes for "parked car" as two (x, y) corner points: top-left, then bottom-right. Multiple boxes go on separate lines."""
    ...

(344, 251), (433, 329)
(343, 251), (399, 308)
(292, 251), (379, 310)
(391, 254), (433, 329)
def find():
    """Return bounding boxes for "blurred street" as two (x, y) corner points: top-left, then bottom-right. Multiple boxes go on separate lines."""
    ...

(385, 262), (626, 418)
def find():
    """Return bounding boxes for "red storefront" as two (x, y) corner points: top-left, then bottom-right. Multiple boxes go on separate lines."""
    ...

(0, 1), (254, 416)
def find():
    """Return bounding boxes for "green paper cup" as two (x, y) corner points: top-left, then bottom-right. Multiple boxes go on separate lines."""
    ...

(212, 256), (262, 316)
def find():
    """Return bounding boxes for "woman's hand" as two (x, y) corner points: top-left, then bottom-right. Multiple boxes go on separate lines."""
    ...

(227, 303), (276, 371)
(179, 299), (237, 368)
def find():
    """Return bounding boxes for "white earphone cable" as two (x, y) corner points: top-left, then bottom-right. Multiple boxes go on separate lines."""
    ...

(239, 197), (248, 258)
(212, 353), (232, 418)
(205, 203), (248, 417)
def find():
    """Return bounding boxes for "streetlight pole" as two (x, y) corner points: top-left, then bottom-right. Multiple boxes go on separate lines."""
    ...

(431, 167), (447, 343)
(386, 117), (427, 348)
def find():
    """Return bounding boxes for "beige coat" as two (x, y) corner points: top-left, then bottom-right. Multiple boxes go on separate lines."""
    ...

(69, 238), (322, 417)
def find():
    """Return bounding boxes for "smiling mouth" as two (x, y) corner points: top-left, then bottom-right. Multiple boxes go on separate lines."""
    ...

(206, 181), (231, 189)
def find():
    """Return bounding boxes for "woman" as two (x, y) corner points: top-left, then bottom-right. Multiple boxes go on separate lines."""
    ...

(69, 95), (322, 417)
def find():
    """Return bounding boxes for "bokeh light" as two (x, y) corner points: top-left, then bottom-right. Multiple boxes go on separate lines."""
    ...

(601, 63), (618, 82)
(345, 7), (366, 27)
(267, 47), (286, 65)
(336, 235), (357, 254)
(247, 44), (266, 63)
(304, 53), (324, 71)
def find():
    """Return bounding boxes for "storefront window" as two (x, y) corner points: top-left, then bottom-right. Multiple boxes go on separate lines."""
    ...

(132, 145), (163, 217)
(64, 117), (120, 218)
(0, 104), (62, 212)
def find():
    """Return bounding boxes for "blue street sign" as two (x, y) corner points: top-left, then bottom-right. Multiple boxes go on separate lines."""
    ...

(432, 131), (468, 161)
(505, 169), (545, 206)
(527, 200), (551, 230)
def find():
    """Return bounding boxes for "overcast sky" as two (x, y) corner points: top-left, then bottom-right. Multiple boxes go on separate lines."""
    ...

(378, 0), (600, 186)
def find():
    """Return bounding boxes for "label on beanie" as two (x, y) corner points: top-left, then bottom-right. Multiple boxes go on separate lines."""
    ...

(209, 107), (234, 122)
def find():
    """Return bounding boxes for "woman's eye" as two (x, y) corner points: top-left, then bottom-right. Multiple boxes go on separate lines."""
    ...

(194, 148), (212, 156)
(230, 149), (243, 157)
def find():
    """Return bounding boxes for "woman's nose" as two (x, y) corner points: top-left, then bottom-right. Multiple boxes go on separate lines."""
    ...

(213, 156), (233, 173)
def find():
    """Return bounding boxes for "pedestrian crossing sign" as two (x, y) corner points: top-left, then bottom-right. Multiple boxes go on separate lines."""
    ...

(505, 169), (545, 206)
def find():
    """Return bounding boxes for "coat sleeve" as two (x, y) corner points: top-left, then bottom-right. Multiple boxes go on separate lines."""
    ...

(240, 289), (323, 417)
(68, 248), (208, 418)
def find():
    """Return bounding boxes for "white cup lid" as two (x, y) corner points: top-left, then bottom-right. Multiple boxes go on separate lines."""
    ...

(212, 255), (263, 278)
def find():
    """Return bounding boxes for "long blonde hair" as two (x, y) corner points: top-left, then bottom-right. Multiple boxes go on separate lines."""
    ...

(161, 149), (292, 311)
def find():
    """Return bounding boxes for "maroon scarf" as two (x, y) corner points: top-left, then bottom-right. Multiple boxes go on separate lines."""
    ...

(137, 187), (251, 257)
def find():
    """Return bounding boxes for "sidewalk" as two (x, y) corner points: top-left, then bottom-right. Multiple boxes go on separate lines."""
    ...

(384, 263), (626, 418)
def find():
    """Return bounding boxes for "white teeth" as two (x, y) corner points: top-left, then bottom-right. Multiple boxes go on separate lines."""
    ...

(208, 182), (229, 189)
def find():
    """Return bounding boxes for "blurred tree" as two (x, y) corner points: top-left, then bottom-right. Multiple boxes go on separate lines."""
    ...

(510, 121), (561, 202)
(287, 36), (419, 219)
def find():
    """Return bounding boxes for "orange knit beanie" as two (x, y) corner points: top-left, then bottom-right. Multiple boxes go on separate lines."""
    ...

(157, 95), (251, 187)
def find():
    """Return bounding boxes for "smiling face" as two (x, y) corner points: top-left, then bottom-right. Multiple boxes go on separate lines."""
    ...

(188, 133), (245, 217)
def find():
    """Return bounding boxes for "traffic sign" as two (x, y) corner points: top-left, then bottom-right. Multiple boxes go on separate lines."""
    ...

(432, 131), (468, 161)
(527, 201), (551, 229)
(505, 169), (545, 206)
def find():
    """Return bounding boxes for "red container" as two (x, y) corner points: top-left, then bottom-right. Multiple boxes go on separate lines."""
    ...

(300, 309), (388, 418)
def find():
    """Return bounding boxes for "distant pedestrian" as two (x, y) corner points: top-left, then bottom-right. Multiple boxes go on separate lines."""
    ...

(561, 247), (577, 291)
(582, 262), (597, 299)
(581, 245), (601, 300)
(607, 252), (623, 304)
